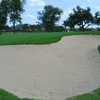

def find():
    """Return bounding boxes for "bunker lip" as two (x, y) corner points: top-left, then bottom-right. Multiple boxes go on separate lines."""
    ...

(0, 35), (100, 100)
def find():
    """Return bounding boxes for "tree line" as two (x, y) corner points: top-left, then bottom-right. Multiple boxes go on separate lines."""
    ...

(0, 0), (100, 34)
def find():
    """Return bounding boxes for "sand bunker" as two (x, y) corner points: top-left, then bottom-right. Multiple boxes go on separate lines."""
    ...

(0, 35), (100, 100)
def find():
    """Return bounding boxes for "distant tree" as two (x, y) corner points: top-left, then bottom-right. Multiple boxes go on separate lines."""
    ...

(0, 0), (9, 34)
(22, 23), (30, 32)
(29, 25), (35, 32)
(54, 26), (65, 32)
(4, 25), (11, 32)
(63, 20), (68, 29)
(63, 18), (75, 29)
(38, 5), (63, 32)
(63, 5), (93, 32)
(36, 22), (42, 31)
(9, 0), (26, 34)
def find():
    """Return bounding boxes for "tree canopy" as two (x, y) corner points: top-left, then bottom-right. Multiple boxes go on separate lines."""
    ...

(94, 11), (100, 26)
(0, 0), (26, 34)
(0, 0), (9, 34)
(38, 5), (63, 32)
(9, 0), (26, 34)
(63, 5), (94, 31)
(1, 3), (100, 33)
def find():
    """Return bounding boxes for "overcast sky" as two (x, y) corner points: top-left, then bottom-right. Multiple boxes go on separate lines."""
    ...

(1, 0), (99, 26)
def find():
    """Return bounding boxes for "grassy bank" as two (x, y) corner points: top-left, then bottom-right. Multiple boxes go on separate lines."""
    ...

(0, 31), (100, 45)
(0, 88), (100, 100)
(0, 89), (34, 100)
(66, 88), (100, 100)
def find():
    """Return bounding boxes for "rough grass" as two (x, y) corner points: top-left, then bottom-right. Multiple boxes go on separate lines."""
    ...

(66, 88), (100, 100)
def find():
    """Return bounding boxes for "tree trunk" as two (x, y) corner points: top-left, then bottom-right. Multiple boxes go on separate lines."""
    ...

(82, 28), (85, 32)
(13, 21), (16, 34)
(82, 25), (85, 32)
(0, 30), (1, 35)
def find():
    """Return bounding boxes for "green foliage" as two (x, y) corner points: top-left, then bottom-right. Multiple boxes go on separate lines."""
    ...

(94, 12), (100, 26)
(54, 26), (65, 32)
(0, 0), (26, 34)
(22, 23), (30, 32)
(63, 18), (75, 29)
(98, 45), (100, 54)
(38, 5), (63, 32)
(0, 0), (9, 34)
(22, 23), (42, 32)
(67, 88), (100, 100)
(0, 89), (34, 100)
(63, 5), (93, 31)
(9, 0), (26, 34)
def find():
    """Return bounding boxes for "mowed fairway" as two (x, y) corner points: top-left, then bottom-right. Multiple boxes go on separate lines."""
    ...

(0, 32), (100, 100)
(0, 32), (100, 45)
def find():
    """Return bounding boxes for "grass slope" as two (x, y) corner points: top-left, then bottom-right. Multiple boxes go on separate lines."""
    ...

(66, 88), (100, 100)
(0, 89), (34, 100)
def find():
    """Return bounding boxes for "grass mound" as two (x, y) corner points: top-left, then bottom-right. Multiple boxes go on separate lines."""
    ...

(66, 88), (100, 100)
(0, 89), (34, 100)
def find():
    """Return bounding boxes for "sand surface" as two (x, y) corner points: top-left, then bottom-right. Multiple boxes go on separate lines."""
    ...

(0, 35), (100, 100)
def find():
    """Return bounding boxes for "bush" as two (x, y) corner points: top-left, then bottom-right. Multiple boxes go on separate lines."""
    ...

(98, 45), (100, 54)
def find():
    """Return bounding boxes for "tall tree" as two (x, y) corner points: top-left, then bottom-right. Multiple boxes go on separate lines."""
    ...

(94, 11), (100, 26)
(0, 0), (9, 34)
(38, 5), (63, 32)
(9, 0), (26, 34)
(63, 5), (93, 31)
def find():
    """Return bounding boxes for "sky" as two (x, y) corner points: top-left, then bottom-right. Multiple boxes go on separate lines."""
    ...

(21, 0), (100, 26)
(1, 0), (100, 26)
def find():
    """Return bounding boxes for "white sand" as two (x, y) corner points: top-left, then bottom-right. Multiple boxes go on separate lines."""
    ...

(0, 35), (100, 100)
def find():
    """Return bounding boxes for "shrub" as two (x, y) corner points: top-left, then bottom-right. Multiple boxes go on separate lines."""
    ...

(98, 45), (100, 54)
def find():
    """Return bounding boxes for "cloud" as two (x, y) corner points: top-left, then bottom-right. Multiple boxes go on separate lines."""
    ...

(86, 0), (100, 11)
(61, 7), (73, 20)
(27, 14), (35, 18)
(86, 0), (91, 3)
(58, 7), (73, 25)
(28, 0), (45, 7)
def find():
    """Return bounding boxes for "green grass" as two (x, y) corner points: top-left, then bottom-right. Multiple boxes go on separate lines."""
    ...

(1, 88), (100, 100)
(0, 31), (100, 46)
(66, 88), (100, 100)
(98, 45), (100, 54)
(0, 32), (67, 45)
(0, 89), (34, 100)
